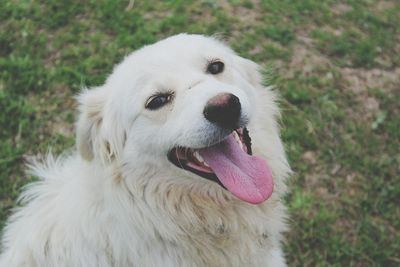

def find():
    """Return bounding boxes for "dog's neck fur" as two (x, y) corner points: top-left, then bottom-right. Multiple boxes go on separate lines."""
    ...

(99, 161), (288, 266)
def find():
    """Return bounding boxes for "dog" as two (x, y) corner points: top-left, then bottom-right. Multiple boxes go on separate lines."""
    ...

(0, 34), (291, 267)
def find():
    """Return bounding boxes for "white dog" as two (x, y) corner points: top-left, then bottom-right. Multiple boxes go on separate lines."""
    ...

(0, 34), (291, 267)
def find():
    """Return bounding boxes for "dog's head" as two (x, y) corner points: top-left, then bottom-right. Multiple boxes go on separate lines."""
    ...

(76, 34), (284, 204)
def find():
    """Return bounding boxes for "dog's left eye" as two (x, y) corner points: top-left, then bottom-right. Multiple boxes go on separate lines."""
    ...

(207, 61), (224, 75)
(145, 93), (173, 110)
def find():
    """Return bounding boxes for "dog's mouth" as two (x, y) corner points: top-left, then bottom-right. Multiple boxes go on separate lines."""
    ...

(168, 128), (274, 204)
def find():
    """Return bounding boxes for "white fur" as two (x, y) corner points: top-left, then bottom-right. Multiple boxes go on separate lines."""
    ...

(0, 34), (291, 267)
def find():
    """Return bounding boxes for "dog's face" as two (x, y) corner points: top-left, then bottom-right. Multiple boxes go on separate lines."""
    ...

(77, 34), (275, 204)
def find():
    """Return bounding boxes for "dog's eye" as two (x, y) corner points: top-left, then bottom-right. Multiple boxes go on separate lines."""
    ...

(145, 93), (173, 110)
(207, 61), (224, 75)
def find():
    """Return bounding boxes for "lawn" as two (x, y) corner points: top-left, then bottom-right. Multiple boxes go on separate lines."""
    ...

(0, 0), (399, 266)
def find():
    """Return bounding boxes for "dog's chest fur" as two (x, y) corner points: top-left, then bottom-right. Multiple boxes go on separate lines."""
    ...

(119, 178), (286, 266)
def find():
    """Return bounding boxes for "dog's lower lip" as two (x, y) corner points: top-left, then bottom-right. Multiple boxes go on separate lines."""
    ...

(167, 128), (252, 186)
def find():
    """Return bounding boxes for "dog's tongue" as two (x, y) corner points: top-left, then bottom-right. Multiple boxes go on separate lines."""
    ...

(199, 135), (273, 204)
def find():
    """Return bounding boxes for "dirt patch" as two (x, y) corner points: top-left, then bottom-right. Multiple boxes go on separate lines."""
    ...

(301, 151), (317, 165)
(218, 0), (263, 41)
(375, 0), (397, 12)
(303, 165), (365, 205)
(364, 96), (380, 113)
(340, 67), (400, 122)
(48, 118), (75, 137)
(219, 0), (262, 24)
(300, 151), (340, 201)
(287, 44), (332, 77)
(331, 3), (352, 15)
(341, 67), (400, 94)
(320, 25), (343, 37)
(303, 171), (336, 201)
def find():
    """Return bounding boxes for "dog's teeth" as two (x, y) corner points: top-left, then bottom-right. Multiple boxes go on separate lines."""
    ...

(239, 142), (245, 151)
(194, 151), (204, 162)
(233, 131), (242, 144)
(194, 151), (210, 167)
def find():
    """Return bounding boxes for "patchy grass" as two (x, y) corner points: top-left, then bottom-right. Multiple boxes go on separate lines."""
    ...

(1, 0), (399, 266)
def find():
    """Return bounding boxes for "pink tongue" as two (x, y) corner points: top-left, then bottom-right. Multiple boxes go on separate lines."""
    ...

(199, 135), (274, 204)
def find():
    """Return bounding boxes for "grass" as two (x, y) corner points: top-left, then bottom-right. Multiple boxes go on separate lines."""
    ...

(1, 0), (399, 266)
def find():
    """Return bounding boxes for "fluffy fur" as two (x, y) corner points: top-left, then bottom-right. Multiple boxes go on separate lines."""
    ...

(0, 34), (291, 267)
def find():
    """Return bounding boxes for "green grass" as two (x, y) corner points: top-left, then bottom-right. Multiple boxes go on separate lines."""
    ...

(1, 0), (399, 266)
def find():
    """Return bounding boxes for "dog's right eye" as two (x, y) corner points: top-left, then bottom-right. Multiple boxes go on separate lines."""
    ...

(145, 93), (173, 110)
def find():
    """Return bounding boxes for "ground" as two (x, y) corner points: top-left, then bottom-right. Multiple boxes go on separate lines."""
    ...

(0, 0), (399, 266)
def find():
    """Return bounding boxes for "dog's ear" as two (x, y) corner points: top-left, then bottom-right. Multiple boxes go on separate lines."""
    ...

(235, 56), (263, 88)
(76, 87), (125, 163)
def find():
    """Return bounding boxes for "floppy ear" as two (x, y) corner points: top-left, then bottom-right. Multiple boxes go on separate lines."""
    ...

(235, 56), (263, 88)
(76, 87), (125, 163)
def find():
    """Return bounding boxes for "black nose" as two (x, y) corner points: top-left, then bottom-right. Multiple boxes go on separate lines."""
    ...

(203, 93), (241, 130)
